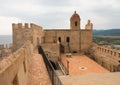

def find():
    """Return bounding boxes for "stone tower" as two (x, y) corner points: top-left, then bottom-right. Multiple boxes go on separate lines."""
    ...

(70, 11), (81, 30)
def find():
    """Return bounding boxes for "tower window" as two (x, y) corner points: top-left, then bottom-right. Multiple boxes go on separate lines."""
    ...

(66, 37), (70, 43)
(58, 37), (61, 42)
(75, 21), (77, 26)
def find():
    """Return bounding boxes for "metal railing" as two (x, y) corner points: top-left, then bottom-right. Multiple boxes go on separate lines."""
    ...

(58, 58), (69, 75)
(38, 45), (63, 85)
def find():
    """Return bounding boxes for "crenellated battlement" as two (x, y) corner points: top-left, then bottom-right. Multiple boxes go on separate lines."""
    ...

(12, 23), (43, 30)
(12, 23), (44, 51)
(0, 44), (12, 50)
(95, 45), (120, 58)
(92, 44), (120, 72)
(12, 23), (31, 29)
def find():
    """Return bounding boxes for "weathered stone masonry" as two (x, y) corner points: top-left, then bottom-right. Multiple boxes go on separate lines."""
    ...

(92, 44), (120, 72)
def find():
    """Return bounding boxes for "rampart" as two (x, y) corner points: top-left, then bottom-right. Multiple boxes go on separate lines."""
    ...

(92, 44), (120, 72)
(0, 44), (12, 58)
(0, 23), (44, 85)
(12, 23), (43, 51)
(0, 44), (12, 50)
(0, 41), (33, 85)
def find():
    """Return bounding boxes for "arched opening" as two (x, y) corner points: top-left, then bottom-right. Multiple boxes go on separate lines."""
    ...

(75, 21), (77, 26)
(66, 37), (70, 43)
(58, 37), (61, 42)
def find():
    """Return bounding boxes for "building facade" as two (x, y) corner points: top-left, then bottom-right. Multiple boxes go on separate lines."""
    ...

(43, 11), (93, 53)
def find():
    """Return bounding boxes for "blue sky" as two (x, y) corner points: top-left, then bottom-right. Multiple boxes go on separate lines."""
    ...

(0, 0), (120, 35)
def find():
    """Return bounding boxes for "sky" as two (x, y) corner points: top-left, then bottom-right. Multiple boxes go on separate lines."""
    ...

(0, 0), (120, 35)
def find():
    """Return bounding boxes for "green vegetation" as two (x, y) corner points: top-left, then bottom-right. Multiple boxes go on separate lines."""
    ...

(93, 36), (120, 45)
(93, 29), (120, 36)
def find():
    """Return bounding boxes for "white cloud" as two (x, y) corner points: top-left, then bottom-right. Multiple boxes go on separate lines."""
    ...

(0, 0), (120, 35)
(0, 16), (24, 35)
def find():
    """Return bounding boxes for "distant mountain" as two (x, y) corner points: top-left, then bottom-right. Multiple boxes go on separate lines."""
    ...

(93, 29), (120, 36)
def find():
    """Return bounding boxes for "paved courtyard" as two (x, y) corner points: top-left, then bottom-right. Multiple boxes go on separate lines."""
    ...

(61, 54), (109, 76)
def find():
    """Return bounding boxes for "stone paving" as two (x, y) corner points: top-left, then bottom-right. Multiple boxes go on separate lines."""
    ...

(27, 53), (51, 85)
(61, 54), (109, 76)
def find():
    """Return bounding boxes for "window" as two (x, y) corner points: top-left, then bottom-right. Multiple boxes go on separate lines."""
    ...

(66, 37), (70, 43)
(23, 61), (26, 73)
(58, 37), (61, 42)
(75, 21), (77, 26)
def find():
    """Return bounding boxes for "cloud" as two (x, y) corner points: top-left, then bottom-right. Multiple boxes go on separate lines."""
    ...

(0, 16), (25, 35)
(0, 0), (120, 35)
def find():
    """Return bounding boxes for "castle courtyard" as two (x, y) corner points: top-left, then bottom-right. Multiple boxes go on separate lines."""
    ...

(61, 54), (109, 76)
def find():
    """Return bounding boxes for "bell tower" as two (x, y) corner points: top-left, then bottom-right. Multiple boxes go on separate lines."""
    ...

(70, 11), (81, 30)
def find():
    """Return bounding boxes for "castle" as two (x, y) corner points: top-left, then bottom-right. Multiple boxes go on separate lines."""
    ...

(0, 11), (120, 85)
(13, 11), (93, 53)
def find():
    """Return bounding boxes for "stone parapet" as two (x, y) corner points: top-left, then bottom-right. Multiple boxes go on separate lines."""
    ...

(0, 41), (33, 85)
(0, 44), (12, 50)
(12, 23), (30, 29)
(92, 44), (120, 72)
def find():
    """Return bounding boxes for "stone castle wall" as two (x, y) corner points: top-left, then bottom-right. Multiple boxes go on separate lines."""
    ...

(0, 41), (33, 85)
(41, 43), (60, 62)
(81, 29), (92, 52)
(0, 23), (45, 85)
(0, 44), (12, 58)
(12, 23), (44, 51)
(0, 44), (12, 50)
(43, 29), (92, 53)
(92, 44), (120, 72)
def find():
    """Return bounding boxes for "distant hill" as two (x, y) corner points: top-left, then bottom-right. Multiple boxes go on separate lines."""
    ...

(93, 29), (120, 36)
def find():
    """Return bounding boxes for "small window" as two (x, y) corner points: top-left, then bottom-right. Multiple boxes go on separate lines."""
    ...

(23, 61), (26, 73)
(75, 21), (77, 26)
(58, 37), (61, 42)
(66, 37), (70, 43)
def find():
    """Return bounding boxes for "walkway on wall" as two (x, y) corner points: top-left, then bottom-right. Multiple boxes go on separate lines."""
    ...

(27, 53), (51, 85)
